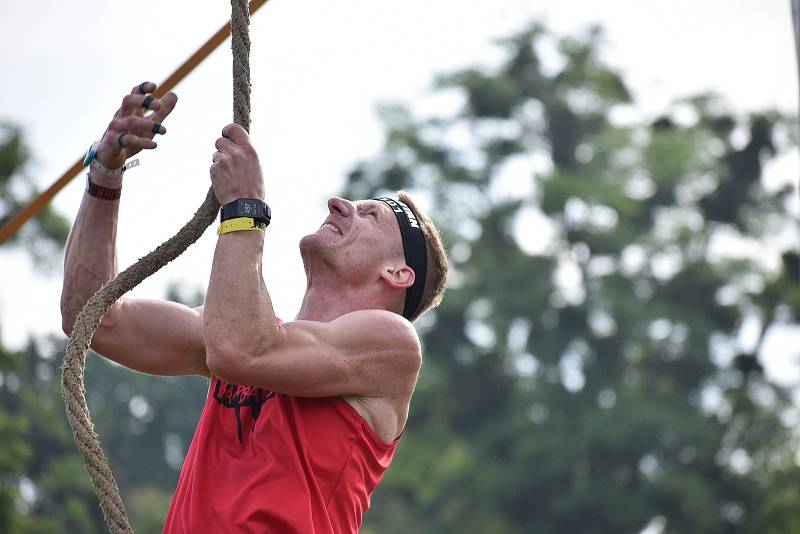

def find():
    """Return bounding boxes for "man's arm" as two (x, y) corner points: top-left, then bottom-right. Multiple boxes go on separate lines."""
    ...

(60, 82), (207, 377)
(206, 309), (421, 398)
(203, 222), (421, 396)
(203, 124), (421, 397)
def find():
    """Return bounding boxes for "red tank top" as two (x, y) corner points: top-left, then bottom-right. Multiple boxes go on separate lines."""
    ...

(163, 376), (399, 533)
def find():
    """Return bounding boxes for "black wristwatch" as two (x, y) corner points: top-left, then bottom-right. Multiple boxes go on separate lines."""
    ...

(220, 198), (271, 226)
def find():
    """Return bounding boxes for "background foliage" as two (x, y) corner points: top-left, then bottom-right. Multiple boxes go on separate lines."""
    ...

(0, 22), (798, 533)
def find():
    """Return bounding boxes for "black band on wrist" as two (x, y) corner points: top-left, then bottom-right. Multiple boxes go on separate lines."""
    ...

(86, 175), (122, 201)
(220, 198), (271, 226)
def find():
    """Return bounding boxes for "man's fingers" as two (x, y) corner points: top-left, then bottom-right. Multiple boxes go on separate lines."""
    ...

(94, 82), (166, 166)
(131, 81), (156, 95)
(147, 91), (178, 124)
(111, 116), (166, 138)
(118, 132), (157, 152)
(221, 123), (249, 145)
(120, 93), (162, 117)
(215, 136), (236, 152)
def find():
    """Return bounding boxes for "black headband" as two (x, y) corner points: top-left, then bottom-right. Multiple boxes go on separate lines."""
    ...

(374, 197), (428, 319)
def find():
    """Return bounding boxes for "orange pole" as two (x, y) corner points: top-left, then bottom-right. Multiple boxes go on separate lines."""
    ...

(0, 0), (268, 246)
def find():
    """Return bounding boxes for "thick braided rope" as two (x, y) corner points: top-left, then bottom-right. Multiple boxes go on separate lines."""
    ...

(231, 0), (251, 130)
(61, 1), (251, 532)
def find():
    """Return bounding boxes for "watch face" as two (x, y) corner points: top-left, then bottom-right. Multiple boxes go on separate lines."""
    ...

(222, 199), (270, 225)
(240, 199), (260, 217)
(83, 141), (98, 167)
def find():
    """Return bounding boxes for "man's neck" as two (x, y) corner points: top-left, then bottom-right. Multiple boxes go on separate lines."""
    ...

(296, 285), (361, 322)
(296, 251), (403, 321)
(296, 277), (398, 322)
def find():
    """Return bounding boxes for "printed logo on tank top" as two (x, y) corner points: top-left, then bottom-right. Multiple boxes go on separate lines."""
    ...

(212, 378), (275, 444)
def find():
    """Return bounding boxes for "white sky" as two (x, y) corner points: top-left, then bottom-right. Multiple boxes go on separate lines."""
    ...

(0, 0), (797, 384)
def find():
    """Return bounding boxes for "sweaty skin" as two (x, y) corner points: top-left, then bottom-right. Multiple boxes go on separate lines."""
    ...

(62, 85), (422, 444)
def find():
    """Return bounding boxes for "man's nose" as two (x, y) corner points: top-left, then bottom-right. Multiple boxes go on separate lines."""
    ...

(327, 197), (352, 217)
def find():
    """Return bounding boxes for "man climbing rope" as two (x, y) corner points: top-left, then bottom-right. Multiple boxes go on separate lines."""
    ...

(60, 82), (448, 533)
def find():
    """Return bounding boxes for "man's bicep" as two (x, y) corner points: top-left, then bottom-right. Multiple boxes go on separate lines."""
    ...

(281, 313), (420, 397)
(91, 299), (208, 376)
(213, 311), (421, 397)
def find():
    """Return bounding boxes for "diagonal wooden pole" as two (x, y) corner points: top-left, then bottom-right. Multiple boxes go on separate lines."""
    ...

(0, 0), (268, 246)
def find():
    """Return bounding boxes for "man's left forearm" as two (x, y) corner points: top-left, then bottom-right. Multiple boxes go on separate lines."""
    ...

(204, 229), (280, 368)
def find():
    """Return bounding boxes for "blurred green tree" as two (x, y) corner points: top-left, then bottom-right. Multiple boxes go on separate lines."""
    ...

(0, 124), (62, 533)
(349, 24), (799, 534)
(0, 124), (70, 269)
(0, 334), (208, 534)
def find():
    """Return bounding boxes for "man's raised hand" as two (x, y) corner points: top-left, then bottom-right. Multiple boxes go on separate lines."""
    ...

(95, 81), (179, 171)
(210, 123), (265, 205)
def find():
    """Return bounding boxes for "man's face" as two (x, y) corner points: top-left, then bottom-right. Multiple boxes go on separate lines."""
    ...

(300, 197), (405, 282)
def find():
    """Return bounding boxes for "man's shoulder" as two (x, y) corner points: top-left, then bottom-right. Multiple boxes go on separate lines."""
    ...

(336, 309), (421, 355)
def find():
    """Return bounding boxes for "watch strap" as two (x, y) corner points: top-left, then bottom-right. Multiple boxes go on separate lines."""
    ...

(217, 217), (267, 236)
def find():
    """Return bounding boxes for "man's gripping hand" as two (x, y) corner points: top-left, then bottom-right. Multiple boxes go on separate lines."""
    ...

(210, 123), (265, 205)
(94, 81), (178, 179)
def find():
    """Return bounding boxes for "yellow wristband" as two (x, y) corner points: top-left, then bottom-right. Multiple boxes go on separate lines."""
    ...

(217, 217), (266, 236)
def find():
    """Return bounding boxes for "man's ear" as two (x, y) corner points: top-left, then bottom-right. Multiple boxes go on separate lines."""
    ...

(380, 265), (415, 290)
